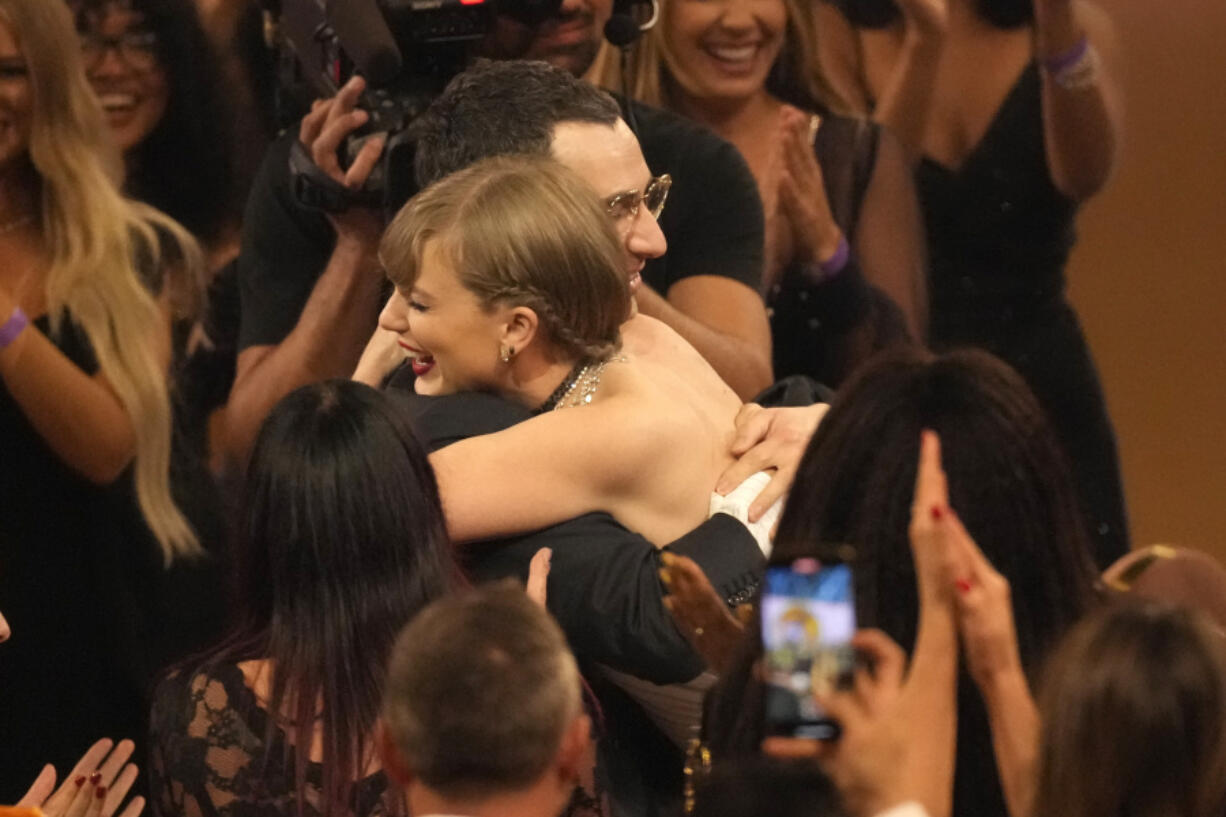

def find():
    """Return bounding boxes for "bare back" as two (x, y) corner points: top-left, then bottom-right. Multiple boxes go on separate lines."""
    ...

(431, 315), (742, 546)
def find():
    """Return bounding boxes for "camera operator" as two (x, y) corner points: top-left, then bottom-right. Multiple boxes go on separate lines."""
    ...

(222, 0), (773, 463)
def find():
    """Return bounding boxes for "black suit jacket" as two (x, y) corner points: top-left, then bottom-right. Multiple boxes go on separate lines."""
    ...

(387, 384), (764, 684)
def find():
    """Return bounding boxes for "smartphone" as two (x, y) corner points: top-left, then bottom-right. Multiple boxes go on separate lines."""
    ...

(761, 555), (856, 740)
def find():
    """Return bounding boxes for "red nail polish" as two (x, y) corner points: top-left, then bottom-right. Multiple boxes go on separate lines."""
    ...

(88, 772), (102, 785)
(956, 578), (972, 594)
(74, 776), (86, 787)
(95, 785), (108, 799)
(931, 505), (943, 520)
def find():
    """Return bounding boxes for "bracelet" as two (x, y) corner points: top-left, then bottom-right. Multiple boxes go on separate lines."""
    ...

(819, 234), (851, 279)
(1041, 35), (1100, 90)
(0, 305), (29, 349)
(1041, 34), (1089, 75)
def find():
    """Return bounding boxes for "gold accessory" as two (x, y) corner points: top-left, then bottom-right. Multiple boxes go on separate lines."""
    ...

(683, 738), (712, 814)
(500, 345), (515, 364)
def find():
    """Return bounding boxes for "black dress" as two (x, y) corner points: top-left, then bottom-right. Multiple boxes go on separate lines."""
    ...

(916, 62), (1129, 567)
(0, 314), (228, 803)
(149, 663), (606, 817)
(0, 316), (150, 801)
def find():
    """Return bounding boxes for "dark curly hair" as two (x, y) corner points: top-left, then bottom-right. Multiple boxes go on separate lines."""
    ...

(73, 0), (239, 247)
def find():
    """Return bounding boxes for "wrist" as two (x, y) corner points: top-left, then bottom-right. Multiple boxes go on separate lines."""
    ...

(815, 225), (846, 265)
(1034, 2), (1080, 53)
(978, 659), (1030, 705)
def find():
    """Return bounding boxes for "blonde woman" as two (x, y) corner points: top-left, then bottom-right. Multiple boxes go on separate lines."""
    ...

(378, 155), (744, 548)
(0, 0), (203, 799)
(593, 0), (927, 386)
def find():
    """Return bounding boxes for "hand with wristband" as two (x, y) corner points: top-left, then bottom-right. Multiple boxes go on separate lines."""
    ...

(773, 105), (849, 284)
(0, 284), (29, 355)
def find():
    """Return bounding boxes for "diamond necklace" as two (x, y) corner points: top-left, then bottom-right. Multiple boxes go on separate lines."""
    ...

(536, 355), (626, 413)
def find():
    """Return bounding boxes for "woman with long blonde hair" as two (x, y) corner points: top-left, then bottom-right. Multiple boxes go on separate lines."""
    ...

(594, 0), (927, 386)
(0, 0), (203, 799)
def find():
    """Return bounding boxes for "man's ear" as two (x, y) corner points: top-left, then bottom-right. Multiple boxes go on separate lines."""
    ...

(500, 306), (540, 357)
(376, 719), (415, 788)
(554, 713), (592, 785)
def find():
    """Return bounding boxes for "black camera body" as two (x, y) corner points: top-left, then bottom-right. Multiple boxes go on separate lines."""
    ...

(268, 0), (560, 215)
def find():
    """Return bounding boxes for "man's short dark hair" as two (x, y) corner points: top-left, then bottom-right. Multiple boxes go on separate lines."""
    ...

(412, 59), (622, 188)
(382, 581), (583, 800)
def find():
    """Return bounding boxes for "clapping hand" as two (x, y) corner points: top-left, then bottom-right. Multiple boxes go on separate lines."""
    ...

(660, 552), (750, 674)
(775, 106), (844, 270)
(15, 739), (144, 817)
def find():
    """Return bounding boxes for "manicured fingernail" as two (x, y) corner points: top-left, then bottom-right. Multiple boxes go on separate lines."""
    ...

(89, 772), (102, 784)
(956, 578), (972, 594)
(931, 505), (943, 520)
(75, 776), (86, 787)
(95, 785), (108, 799)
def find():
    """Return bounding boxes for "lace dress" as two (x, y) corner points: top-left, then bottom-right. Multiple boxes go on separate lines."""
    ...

(149, 663), (605, 817)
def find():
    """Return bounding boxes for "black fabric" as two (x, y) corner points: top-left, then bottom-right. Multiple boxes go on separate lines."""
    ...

(768, 114), (913, 387)
(618, 97), (764, 296)
(916, 62), (1129, 567)
(235, 131), (333, 352)
(385, 383), (766, 684)
(149, 664), (401, 817)
(0, 318), (137, 799)
(0, 313), (229, 803)
(236, 96), (766, 353)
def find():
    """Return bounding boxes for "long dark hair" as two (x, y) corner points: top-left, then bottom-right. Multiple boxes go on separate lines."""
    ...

(835, 0), (1033, 29)
(705, 348), (1098, 817)
(74, 0), (239, 247)
(205, 380), (463, 817)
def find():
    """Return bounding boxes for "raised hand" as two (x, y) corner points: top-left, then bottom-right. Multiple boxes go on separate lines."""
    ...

(660, 552), (749, 674)
(763, 629), (915, 817)
(526, 547), (553, 607)
(16, 739), (145, 817)
(775, 106), (844, 269)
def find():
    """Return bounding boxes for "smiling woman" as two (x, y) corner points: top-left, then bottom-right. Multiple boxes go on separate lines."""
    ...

(0, 0), (205, 798)
(71, 0), (238, 259)
(378, 154), (746, 548)
(594, 0), (929, 387)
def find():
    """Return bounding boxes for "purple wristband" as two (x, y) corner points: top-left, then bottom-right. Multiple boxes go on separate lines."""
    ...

(1042, 35), (1089, 75)
(819, 235), (851, 279)
(0, 306), (29, 349)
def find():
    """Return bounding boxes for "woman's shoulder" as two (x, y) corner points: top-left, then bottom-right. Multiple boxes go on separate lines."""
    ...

(152, 661), (261, 736)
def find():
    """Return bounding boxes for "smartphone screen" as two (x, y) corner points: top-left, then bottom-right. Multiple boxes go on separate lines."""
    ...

(762, 557), (856, 739)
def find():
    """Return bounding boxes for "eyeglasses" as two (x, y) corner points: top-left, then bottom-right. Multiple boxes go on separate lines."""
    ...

(79, 29), (159, 72)
(604, 174), (672, 222)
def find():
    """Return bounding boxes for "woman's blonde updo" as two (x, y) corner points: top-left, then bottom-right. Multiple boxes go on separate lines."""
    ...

(380, 155), (630, 361)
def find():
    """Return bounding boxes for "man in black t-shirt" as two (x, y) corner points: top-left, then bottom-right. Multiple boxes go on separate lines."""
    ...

(223, 2), (771, 462)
